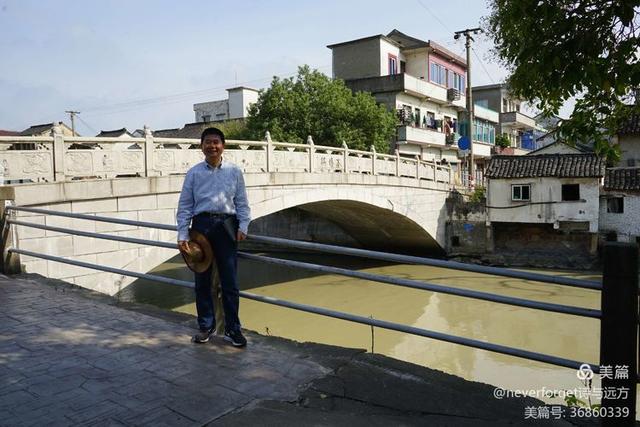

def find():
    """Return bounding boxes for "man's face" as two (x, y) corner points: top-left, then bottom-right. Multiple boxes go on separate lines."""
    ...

(201, 134), (224, 163)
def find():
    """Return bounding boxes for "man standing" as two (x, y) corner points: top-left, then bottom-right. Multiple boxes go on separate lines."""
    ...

(177, 127), (251, 347)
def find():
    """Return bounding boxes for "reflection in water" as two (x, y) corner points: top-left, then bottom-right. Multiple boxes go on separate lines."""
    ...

(119, 252), (638, 412)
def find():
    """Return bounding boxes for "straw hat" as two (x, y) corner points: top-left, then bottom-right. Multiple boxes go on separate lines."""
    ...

(179, 229), (214, 273)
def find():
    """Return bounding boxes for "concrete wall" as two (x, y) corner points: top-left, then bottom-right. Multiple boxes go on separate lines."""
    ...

(473, 87), (503, 115)
(332, 38), (382, 80)
(228, 88), (259, 120)
(445, 194), (488, 256)
(487, 177), (600, 232)
(193, 99), (228, 122)
(379, 39), (401, 76)
(492, 222), (595, 269)
(405, 50), (427, 79)
(617, 134), (640, 166)
(530, 143), (582, 155)
(599, 192), (640, 242)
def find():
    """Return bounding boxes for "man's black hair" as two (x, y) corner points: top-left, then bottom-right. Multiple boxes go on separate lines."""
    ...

(200, 127), (226, 144)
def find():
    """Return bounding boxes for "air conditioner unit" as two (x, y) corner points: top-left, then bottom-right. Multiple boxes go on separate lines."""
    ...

(447, 88), (460, 101)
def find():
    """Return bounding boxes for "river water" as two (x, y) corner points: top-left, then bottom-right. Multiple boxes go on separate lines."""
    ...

(118, 251), (638, 412)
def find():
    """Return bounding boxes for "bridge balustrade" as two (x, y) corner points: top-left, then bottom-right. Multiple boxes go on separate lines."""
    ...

(1, 205), (637, 425)
(0, 126), (453, 184)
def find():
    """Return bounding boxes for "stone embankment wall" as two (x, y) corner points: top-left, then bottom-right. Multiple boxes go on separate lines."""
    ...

(445, 194), (598, 269)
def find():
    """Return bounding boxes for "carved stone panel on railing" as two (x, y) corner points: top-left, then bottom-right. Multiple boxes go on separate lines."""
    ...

(0, 134), (453, 185)
(0, 151), (54, 182)
(376, 157), (396, 176)
(65, 152), (93, 175)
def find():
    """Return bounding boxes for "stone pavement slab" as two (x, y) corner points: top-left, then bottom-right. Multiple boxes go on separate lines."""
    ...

(0, 274), (603, 426)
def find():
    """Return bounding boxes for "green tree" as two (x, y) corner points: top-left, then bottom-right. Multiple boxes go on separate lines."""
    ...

(245, 65), (397, 152)
(487, 1), (639, 163)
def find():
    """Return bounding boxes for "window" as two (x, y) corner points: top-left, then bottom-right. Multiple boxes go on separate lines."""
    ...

(452, 72), (465, 92)
(388, 54), (398, 75)
(430, 62), (446, 86)
(561, 184), (580, 201)
(201, 115), (211, 122)
(414, 108), (421, 127)
(607, 197), (624, 213)
(512, 184), (531, 201)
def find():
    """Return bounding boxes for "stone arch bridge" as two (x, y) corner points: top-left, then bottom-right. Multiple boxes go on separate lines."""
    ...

(0, 131), (454, 294)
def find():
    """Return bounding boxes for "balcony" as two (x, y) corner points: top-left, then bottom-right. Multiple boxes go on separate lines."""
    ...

(397, 125), (447, 146)
(345, 73), (466, 109)
(500, 111), (536, 129)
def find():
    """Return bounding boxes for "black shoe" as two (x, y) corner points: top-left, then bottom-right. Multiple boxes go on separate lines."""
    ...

(192, 327), (214, 343)
(224, 329), (247, 347)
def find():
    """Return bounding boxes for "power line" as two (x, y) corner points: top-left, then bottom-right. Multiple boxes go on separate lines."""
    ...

(75, 115), (99, 135)
(472, 46), (495, 84)
(415, 0), (451, 33)
(80, 64), (331, 116)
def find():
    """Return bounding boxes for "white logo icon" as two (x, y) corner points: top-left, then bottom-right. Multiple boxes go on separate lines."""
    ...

(576, 363), (594, 381)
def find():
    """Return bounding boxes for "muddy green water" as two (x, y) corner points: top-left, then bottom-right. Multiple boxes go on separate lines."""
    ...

(118, 252), (638, 412)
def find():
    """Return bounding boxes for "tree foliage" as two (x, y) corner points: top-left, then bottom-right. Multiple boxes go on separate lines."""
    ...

(245, 66), (397, 152)
(487, 0), (640, 159)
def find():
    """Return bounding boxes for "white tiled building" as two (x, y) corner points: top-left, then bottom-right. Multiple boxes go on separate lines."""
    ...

(193, 86), (259, 123)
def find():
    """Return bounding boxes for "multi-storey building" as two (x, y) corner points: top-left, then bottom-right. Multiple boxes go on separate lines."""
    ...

(193, 86), (259, 123)
(328, 29), (500, 184)
(472, 83), (545, 153)
(328, 31), (466, 158)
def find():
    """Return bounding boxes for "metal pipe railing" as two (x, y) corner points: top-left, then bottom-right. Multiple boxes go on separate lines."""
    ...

(247, 235), (602, 290)
(7, 247), (600, 373)
(7, 219), (599, 318)
(239, 252), (600, 319)
(6, 206), (601, 290)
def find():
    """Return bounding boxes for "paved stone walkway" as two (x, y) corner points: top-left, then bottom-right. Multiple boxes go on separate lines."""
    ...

(0, 274), (598, 426)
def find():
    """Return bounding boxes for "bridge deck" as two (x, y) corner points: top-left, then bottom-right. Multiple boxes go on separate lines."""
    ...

(0, 275), (573, 426)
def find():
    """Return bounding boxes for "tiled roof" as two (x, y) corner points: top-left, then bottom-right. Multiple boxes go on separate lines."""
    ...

(0, 130), (20, 136)
(19, 123), (55, 136)
(153, 128), (181, 138)
(604, 167), (640, 191)
(619, 114), (640, 135)
(486, 154), (605, 179)
(96, 128), (131, 137)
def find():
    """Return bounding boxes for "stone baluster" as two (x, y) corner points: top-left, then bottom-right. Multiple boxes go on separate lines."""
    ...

(395, 149), (400, 177)
(143, 125), (158, 177)
(307, 135), (314, 173)
(265, 131), (273, 173)
(0, 200), (20, 274)
(415, 155), (420, 182)
(370, 145), (377, 175)
(52, 123), (65, 182)
(342, 141), (348, 174)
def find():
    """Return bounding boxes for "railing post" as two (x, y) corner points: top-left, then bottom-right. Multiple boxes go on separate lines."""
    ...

(342, 141), (348, 174)
(415, 155), (420, 182)
(265, 131), (273, 173)
(307, 135), (314, 173)
(370, 145), (377, 175)
(600, 242), (638, 426)
(1, 201), (20, 274)
(395, 149), (400, 177)
(143, 125), (158, 177)
(52, 123), (65, 182)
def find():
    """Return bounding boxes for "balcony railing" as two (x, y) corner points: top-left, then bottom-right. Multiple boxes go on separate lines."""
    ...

(345, 73), (466, 108)
(500, 111), (536, 129)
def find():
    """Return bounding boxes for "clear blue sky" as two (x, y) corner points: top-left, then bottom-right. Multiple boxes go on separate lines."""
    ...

(1, 0), (516, 135)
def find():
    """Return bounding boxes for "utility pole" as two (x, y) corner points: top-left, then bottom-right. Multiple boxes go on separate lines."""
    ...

(65, 110), (80, 136)
(454, 27), (481, 187)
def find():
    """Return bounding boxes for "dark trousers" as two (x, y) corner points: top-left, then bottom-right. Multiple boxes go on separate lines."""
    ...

(191, 215), (240, 333)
